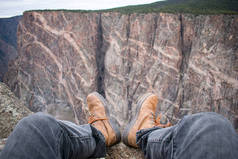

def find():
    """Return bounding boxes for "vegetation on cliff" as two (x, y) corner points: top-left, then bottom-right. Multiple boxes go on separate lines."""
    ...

(25, 0), (238, 15)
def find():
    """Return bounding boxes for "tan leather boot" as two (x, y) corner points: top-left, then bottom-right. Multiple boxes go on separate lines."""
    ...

(87, 92), (121, 146)
(122, 93), (158, 148)
(122, 93), (172, 148)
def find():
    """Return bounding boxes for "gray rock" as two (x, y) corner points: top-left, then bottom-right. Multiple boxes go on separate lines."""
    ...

(106, 143), (144, 159)
(0, 82), (32, 139)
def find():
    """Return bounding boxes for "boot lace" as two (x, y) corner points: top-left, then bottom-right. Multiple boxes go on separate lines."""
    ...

(88, 112), (108, 124)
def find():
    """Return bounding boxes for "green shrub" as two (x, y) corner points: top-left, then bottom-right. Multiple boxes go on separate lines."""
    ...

(25, 0), (238, 15)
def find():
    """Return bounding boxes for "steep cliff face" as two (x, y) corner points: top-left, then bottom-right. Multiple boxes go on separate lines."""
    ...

(0, 16), (21, 81)
(4, 11), (238, 128)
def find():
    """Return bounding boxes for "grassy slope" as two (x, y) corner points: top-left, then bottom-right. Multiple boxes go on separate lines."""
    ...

(25, 0), (238, 15)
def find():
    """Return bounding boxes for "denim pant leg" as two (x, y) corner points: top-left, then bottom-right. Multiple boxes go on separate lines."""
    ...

(137, 112), (238, 159)
(136, 126), (175, 159)
(0, 112), (63, 159)
(57, 120), (106, 159)
(0, 112), (106, 159)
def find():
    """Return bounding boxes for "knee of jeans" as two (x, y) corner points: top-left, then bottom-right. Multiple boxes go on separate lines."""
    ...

(204, 112), (228, 122)
(18, 112), (55, 128)
(193, 112), (232, 129)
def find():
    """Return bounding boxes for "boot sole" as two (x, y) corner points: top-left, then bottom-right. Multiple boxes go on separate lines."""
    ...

(122, 93), (154, 147)
(91, 92), (121, 145)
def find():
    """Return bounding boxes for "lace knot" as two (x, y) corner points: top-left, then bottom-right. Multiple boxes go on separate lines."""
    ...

(88, 114), (108, 124)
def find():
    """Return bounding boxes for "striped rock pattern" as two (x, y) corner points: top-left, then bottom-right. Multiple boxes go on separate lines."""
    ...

(4, 12), (238, 128)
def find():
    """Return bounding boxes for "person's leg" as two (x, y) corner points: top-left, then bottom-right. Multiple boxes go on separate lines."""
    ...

(136, 126), (174, 159)
(0, 91), (120, 159)
(0, 112), (104, 159)
(137, 112), (238, 159)
(0, 112), (64, 159)
(57, 120), (106, 159)
(59, 91), (121, 158)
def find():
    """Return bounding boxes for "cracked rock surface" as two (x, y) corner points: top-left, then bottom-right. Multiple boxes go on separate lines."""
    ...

(4, 12), (238, 129)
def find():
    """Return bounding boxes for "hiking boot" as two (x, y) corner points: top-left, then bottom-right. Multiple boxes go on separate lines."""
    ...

(122, 93), (158, 148)
(87, 92), (121, 146)
(122, 93), (172, 148)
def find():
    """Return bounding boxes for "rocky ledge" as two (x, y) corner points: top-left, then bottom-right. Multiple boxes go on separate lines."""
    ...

(0, 82), (32, 139)
(0, 82), (144, 158)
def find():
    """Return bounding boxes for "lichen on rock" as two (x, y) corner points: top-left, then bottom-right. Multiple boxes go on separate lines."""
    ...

(0, 82), (32, 139)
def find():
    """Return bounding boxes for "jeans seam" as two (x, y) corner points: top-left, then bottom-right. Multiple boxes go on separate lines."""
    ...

(171, 138), (175, 159)
(55, 128), (64, 158)
(69, 136), (93, 139)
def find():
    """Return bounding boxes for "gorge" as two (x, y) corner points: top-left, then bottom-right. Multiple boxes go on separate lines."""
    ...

(3, 11), (238, 129)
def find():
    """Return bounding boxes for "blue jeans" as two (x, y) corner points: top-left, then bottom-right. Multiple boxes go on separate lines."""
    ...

(0, 112), (106, 159)
(137, 112), (238, 159)
(1, 112), (238, 159)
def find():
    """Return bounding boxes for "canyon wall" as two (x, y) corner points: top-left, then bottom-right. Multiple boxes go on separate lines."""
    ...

(0, 16), (21, 81)
(4, 11), (238, 128)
